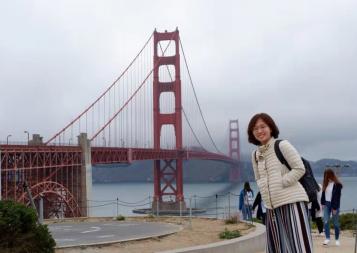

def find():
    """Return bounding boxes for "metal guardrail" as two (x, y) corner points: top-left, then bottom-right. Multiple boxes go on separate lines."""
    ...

(85, 192), (357, 252)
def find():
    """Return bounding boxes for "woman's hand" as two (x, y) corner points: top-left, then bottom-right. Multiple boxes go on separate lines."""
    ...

(332, 209), (337, 215)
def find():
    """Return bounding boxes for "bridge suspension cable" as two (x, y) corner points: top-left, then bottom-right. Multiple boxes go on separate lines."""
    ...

(157, 42), (204, 150)
(179, 38), (222, 154)
(45, 32), (154, 146)
(91, 35), (176, 141)
(45, 30), (222, 154)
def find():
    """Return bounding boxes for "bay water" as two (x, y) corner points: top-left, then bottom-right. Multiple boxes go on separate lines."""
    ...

(90, 177), (357, 217)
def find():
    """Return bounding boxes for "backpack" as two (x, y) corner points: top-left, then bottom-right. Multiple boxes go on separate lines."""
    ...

(274, 140), (320, 203)
(244, 191), (254, 206)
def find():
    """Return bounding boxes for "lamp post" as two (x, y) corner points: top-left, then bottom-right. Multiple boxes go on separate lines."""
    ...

(6, 134), (12, 145)
(24, 131), (29, 144)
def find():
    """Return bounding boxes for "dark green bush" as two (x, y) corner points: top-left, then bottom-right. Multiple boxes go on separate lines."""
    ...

(0, 200), (56, 253)
(219, 228), (241, 239)
(340, 212), (357, 230)
(147, 214), (155, 219)
(116, 215), (125, 221)
(319, 212), (357, 230)
(252, 217), (263, 224)
(224, 215), (239, 224)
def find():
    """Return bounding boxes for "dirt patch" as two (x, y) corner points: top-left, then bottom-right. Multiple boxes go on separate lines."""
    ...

(55, 216), (255, 253)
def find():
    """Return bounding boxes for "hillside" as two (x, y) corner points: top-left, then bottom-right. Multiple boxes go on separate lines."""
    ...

(92, 158), (357, 183)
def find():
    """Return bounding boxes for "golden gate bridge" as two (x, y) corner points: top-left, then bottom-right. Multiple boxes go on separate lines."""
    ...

(0, 29), (241, 218)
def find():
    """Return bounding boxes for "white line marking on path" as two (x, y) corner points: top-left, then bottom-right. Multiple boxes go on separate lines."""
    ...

(102, 223), (139, 227)
(97, 235), (115, 238)
(115, 224), (140, 227)
(51, 225), (73, 230)
(81, 226), (101, 234)
(56, 238), (76, 242)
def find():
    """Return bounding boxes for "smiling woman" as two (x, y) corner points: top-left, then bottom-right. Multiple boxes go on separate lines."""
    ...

(248, 112), (312, 253)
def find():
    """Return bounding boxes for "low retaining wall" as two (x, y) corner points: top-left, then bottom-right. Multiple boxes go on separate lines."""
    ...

(157, 222), (266, 253)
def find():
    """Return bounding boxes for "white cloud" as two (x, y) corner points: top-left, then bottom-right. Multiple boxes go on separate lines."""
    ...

(1, 0), (356, 160)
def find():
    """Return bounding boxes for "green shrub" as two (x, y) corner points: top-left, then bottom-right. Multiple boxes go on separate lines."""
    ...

(0, 200), (56, 253)
(116, 215), (125, 221)
(320, 212), (357, 230)
(219, 228), (241, 239)
(225, 216), (239, 224)
(340, 213), (357, 230)
(310, 221), (317, 230)
(252, 217), (262, 224)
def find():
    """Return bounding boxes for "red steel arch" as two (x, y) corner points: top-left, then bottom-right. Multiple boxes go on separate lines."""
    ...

(18, 181), (81, 218)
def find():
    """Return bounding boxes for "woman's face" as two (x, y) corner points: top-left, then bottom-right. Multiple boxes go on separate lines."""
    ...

(253, 118), (272, 145)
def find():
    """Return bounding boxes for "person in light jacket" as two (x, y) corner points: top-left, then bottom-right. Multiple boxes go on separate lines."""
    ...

(321, 169), (343, 246)
(248, 113), (312, 253)
(238, 182), (254, 221)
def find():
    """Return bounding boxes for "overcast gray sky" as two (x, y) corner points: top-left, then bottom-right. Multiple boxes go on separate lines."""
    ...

(1, 0), (357, 161)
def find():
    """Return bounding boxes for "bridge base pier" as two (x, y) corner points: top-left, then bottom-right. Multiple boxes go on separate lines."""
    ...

(151, 199), (187, 213)
(78, 133), (92, 217)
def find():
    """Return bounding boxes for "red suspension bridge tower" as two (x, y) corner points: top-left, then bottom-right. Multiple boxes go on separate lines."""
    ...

(152, 29), (186, 211)
(229, 119), (240, 182)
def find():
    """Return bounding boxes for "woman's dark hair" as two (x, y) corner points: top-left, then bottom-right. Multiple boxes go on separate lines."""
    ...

(247, 113), (280, 145)
(244, 181), (252, 192)
(322, 168), (342, 191)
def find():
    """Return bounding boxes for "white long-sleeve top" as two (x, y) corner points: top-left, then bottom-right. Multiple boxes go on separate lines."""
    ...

(325, 182), (334, 202)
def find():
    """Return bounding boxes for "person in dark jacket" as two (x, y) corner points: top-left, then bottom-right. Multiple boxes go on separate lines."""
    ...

(252, 192), (266, 225)
(310, 184), (323, 235)
(321, 169), (343, 246)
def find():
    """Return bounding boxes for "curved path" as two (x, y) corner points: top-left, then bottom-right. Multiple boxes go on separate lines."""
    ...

(49, 221), (181, 248)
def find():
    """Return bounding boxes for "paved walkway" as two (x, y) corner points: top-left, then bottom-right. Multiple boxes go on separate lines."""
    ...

(49, 221), (181, 248)
(311, 233), (355, 253)
(258, 233), (356, 253)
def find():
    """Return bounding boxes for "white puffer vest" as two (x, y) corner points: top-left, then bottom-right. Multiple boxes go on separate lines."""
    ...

(251, 138), (308, 209)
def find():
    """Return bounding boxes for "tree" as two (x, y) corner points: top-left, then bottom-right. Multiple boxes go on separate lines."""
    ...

(0, 200), (56, 253)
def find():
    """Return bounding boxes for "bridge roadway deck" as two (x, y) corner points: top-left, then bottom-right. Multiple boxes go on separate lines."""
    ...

(49, 220), (181, 248)
(0, 145), (238, 166)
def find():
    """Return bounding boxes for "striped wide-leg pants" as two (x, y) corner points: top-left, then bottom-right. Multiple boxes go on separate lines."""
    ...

(266, 201), (313, 253)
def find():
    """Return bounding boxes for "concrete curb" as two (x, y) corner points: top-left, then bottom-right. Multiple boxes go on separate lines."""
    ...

(157, 222), (266, 253)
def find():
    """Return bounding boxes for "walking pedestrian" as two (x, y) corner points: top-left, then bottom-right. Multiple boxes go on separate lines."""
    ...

(239, 182), (254, 221)
(310, 184), (324, 236)
(321, 169), (343, 246)
(248, 113), (312, 253)
(252, 192), (267, 225)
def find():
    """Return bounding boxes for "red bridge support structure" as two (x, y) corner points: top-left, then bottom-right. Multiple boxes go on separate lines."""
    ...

(229, 119), (241, 182)
(152, 29), (186, 211)
(0, 144), (83, 218)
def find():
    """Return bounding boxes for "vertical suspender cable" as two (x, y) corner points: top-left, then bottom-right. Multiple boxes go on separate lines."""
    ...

(108, 89), (111, 146)
(179, 38), (221, 153)
(45, 32), (153, 145)
(114, 84), (117, 146)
